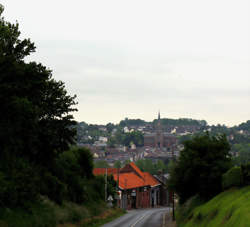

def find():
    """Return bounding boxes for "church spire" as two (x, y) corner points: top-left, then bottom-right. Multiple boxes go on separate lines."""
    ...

(158, 110), (161, 120)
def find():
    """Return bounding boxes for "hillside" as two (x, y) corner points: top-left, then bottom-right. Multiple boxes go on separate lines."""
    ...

(177, 186), (250, 227)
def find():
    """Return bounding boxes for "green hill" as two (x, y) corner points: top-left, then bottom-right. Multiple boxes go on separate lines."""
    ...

(177, 186), (250, 227)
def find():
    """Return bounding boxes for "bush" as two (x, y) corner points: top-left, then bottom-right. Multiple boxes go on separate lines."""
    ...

(241, 163), (250, 186)
(40, 172), (66, 205)
(222, 167), (243, 190)
(0, 159), (40, 208)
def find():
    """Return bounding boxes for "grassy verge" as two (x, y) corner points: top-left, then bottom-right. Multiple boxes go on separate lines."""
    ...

(177, 186), (250, 227)
(81, 207), (126, 227)
(0, 197), (125, 227)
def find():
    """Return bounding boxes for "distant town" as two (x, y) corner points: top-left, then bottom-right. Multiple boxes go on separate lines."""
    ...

(76, 112), (250, 168)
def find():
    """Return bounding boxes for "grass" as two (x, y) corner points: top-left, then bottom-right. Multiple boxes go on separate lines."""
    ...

(81, 208), (126, 227)
(177, 186), (250, 227)
(0, 198), (125, 227)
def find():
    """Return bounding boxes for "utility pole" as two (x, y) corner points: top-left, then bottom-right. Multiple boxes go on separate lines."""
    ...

(105, 167), (107, 202)
(172, 191), (175, 221)
(172, 150), (175, 221)
(116, 166), (120, 207)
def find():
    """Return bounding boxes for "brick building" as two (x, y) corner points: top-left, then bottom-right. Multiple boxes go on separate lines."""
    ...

(93, 162), (164, 209)
(144, 112), (177, 151)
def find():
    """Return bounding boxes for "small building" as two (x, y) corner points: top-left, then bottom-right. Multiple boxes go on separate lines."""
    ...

(93, 162), (171, 209)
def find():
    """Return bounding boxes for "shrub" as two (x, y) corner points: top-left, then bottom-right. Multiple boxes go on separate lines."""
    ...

(241, 163), (250, 186)
(222, 166), (243, 190)
(40, 172), (66, 205)
(0, 159), (40, 208)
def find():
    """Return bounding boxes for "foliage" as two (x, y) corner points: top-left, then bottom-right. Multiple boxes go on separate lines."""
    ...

(152, 118), (207, 127)
(119, 118), (147, 127)
(0, 7), (117, 227)
(0, 4), (77, 207)
(176, 186), (250, 227)
(222, 167), (243, 190)
(94, 160), (110, 168)
(237, 120), (250, 132)
(0, 197), (123, 227)
(232, 143), (250, 165)
(114, 160), (122, 168)
(241, 163), (250, 186)
(54, 147), (95, 204)
(178, 134), (193, 144)
(0, 158), (40, 208)
(83, 207), (126, 227)
(135, 159), (168, 175)
(122, 131), (144, 147)
(169, 133), (232, 203)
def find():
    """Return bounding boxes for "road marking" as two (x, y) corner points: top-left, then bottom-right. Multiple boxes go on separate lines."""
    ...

(162, 212), (166, 227)
(130, 212), (151, 227)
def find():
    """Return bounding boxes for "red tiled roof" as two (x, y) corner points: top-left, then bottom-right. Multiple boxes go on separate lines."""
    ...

(113, 172), (148, 189)
(93, 168), (118, 176)
(129, 162), (145, 179)
(143, 172), (160, 187)
(93, 163), (161, 189)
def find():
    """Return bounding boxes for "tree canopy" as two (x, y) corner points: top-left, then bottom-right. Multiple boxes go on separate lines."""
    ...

(0, 5), (90, 207)
(169, 133), (232, 203)
(0, 4), (77, 168)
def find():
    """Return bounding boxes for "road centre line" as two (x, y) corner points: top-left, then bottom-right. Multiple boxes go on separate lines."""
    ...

(130, 211), (151, 227)
(162, 212), (166, 227)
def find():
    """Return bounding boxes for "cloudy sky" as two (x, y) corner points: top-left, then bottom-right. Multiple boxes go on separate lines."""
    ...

(2, 0), (250, 126)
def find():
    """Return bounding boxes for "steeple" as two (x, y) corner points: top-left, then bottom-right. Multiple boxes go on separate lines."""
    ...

(157, 110), (161, 131)
(158, 110), (160, 120)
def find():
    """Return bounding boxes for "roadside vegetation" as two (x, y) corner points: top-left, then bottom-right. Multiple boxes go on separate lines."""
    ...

(169, 133), (232, 204)
(170, 132), (250, 227)
(0, 5), (122, 227)
(176, 186), (250, 227)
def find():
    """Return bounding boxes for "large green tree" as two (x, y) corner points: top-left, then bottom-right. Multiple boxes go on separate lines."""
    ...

(0, 4), (77, 167)
(169, 133), (232, 203)
(0, 5), (77, 207)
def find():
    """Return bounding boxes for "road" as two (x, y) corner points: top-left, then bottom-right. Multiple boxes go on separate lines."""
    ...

(101, 207), (172, 227)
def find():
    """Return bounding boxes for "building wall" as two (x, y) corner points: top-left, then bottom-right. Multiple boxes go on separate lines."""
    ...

(144, 134), (177, 149)
(120, 187), (151, 210)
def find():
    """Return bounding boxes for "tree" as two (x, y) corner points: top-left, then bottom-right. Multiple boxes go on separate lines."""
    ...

(169, 133), (232, 203)
(94, 160), (109, 168)
(232, 143), (250, 165)
(0, 4), (77, 168)
(114, 160), (122, 168)
(0, 5), (77, 207)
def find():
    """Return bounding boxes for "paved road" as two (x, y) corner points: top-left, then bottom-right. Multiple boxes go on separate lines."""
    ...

(102, 207), (172, 227)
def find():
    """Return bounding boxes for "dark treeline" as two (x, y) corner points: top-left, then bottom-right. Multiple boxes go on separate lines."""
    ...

(0, 4), (115, 214)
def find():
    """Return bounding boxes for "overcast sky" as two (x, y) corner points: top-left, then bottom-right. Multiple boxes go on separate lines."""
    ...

(2, 0), (250, 126)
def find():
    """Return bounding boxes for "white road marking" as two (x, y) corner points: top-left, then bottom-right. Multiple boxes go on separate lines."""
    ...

(130, 211), (151, 227)
(162, 213), (166, 227)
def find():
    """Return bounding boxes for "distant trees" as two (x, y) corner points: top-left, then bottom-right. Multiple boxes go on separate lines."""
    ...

(107, 130), (144, 148)
(122, 131), (144, 147)
(153, 118), (207, 127)
(135, 159), (168, 175)
(119, 118), (147, 127)
(232, 143), (250, 165)
(238, 120), (250, 132)
(94, 160), (109, 168)
(114, 160), (122, 168)
(169, 133), (232, 203)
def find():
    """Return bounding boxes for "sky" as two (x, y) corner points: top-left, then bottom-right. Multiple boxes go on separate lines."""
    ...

(1, 0), (250, 126)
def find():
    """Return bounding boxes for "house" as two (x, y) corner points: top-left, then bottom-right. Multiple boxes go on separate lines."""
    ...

(93, 162), (167, 209)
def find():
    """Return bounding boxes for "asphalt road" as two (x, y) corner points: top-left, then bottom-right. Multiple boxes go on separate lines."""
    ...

(101, 207), (172, 227)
